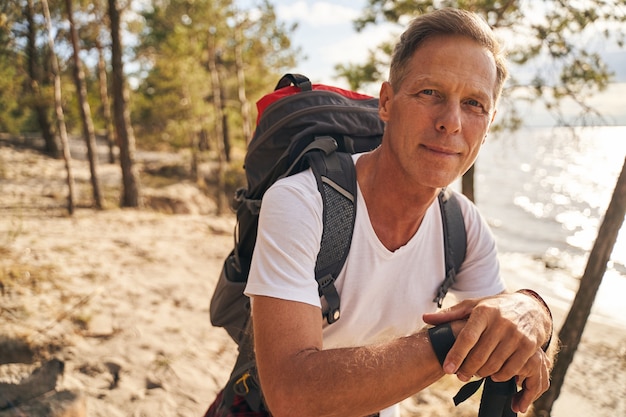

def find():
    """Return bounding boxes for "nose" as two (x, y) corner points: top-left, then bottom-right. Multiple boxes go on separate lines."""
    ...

(435, 102), (462, 134)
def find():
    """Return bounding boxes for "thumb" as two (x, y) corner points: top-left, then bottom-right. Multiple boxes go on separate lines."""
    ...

(423, 299), (476, 325)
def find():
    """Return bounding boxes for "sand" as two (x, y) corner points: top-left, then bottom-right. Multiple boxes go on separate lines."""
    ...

(1, 141), (624, 416)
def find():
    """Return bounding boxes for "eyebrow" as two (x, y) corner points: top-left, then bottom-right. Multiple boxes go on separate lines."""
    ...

(411, 76), (494, 105)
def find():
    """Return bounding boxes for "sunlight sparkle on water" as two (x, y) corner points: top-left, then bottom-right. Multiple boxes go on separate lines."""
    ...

(512, 125), (626, 266)
(479, 126), (626, 328)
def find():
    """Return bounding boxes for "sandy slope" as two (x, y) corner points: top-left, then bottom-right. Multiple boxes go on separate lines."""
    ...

(1, 142), (624, 416)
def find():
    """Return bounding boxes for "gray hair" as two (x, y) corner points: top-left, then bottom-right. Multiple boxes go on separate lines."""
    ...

(389, 8), (508, 102)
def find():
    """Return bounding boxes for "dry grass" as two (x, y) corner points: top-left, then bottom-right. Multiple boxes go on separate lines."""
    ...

(0, 246), (61, 296)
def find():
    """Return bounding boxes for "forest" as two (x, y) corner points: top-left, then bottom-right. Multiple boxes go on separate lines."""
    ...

(1, 0), (625, 210)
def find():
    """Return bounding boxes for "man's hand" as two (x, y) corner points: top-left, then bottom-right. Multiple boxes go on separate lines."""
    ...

(423, 292), (553, 413)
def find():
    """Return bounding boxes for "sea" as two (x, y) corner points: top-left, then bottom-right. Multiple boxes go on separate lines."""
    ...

(466, 125), (626, 329)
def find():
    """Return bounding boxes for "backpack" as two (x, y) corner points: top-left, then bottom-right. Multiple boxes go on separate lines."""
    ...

(208, 74), (467, 413)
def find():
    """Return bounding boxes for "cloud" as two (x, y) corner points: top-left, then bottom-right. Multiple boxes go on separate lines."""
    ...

(272, 1), (399, 91)
(277, 1), (360, 27)
(324, 24), (399, 65)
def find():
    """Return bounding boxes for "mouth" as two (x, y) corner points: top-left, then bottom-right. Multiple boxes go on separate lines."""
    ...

(421, 144), (460, 156)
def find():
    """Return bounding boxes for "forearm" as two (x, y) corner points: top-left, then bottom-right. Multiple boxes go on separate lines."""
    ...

(252, 295), (446, 417)
(257, 330), (443, 417)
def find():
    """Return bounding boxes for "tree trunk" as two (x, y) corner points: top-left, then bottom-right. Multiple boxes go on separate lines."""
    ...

(531, 155), (626, 416)
(96, 37), (116, 164)
(183, 89), (199, 182)
(208, 33), (226, 214)
(108, 0), (140, 207)
(190, 131), (199, 182)
(41, 0), (75, 215)
(220, 84), (231, 163)
(234, 21), (252, 143)
(462, 164), (475, 203)
(25, 0), (58, 157)
(66, 0), (103, 209)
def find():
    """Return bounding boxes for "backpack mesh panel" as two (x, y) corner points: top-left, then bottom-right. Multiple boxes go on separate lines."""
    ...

(315, 182), (354, 273)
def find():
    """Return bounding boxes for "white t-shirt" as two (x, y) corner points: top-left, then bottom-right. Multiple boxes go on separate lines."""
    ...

(245, 155), (505, 416)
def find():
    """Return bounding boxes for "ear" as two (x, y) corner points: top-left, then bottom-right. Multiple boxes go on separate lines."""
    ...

(379, 81), (394, 122)
(490, 109), (497, 125)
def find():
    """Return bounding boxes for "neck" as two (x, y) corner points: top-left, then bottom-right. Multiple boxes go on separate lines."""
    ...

(356, 150), (440, 251)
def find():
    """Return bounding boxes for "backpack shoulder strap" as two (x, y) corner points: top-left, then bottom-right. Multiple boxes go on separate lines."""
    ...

(305, 145), (357, 324)
(434, 188), (467, 307)
(222, 164), (468, 413)
(305, 147), (467, 318)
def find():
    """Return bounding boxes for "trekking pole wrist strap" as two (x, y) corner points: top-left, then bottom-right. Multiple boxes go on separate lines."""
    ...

(515, 289), (553, 351)
(428, 322), (456, 367)
(428, 322), (518, 417)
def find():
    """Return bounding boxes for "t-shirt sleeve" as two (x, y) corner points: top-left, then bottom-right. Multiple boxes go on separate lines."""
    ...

(244, 171), (324, 308)
(450, 192), (506, 299)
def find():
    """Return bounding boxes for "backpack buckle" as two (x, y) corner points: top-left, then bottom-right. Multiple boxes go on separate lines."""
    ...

(317, 273), (341, 324)
(234, 371), (252, 395)
(433, 267), (457, 308)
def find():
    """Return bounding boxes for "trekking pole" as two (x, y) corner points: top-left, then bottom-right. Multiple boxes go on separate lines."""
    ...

(430, 323), (518, 417)
(477, 377), (517, 417)
(452, 376), (517, 417)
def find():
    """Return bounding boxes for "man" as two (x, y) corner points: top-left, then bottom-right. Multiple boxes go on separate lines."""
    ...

(245, 8), (554, 417)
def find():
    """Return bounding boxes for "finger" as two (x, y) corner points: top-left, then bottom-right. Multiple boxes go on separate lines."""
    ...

(443, 314), (488, 375)
(423, 299), (476, 325)
(512, 377), (537, 413)
(488, 338), (535, 382)
(512, 381), (534, 413)
(474, 338), (519, 379)
(455, 332), (502, 380)
(511, 352), (550, 413)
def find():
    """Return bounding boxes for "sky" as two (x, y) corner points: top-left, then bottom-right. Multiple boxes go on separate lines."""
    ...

(237, 0), (626, 126)
(245, 0), (397, 89)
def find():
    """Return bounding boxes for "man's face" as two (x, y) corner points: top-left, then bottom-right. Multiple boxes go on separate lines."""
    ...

(379, 34), (498, 189)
